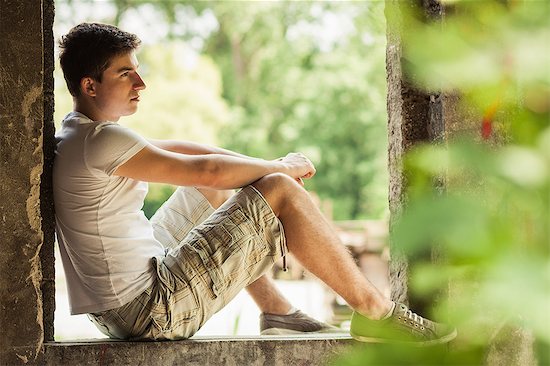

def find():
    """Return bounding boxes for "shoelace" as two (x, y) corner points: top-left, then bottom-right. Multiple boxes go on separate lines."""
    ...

(405, 309), (425, 325)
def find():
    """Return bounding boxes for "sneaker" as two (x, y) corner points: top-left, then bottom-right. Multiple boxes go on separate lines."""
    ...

(260, 310), (344, 335)
(350, 303), (457, 346)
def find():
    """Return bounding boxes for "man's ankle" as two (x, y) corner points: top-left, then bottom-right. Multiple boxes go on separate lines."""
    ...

(260, 304), (294, 316)
(357, 300), (395, 321)
(380, 301), (396, 319)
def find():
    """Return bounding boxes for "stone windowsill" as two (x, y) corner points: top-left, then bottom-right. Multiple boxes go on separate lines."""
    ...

(44, 334), (355, 365)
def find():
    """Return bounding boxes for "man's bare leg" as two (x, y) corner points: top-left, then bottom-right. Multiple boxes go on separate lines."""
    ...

(196, 187), (233, 210)
(251, 174), (393, 320)
(197, 187), (293, 315)
(245, 275), (293, 314)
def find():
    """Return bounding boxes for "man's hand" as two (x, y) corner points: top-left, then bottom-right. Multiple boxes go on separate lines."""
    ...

(280, 153), (316, 184)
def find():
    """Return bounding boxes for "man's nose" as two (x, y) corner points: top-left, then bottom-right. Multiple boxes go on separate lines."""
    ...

(133, 72), (146, 90)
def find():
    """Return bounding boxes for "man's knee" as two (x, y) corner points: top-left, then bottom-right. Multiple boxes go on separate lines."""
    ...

(252, 173), (301, 214)
(255, 173), (299, 193)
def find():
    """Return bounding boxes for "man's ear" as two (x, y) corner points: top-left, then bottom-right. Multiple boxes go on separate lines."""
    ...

(80, 77), (97, 97)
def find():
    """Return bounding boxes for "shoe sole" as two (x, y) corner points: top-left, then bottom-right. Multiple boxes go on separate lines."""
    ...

(350, 328), (457, 347)
(261, 328), (348, 336)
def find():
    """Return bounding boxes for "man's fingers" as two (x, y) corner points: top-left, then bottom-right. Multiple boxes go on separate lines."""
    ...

(281, 152), (316, 180)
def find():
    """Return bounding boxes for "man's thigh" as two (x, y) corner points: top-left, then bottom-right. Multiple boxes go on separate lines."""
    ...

(163, 185), (288, 332)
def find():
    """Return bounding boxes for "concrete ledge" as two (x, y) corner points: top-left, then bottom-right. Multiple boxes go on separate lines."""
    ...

(44, 335), (355, 366)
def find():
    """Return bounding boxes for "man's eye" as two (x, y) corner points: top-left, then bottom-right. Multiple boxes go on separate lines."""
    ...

(121, 72), (129, 77)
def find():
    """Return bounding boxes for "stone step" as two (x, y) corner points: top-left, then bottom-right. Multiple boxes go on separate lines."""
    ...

(44, 335), (355, 366)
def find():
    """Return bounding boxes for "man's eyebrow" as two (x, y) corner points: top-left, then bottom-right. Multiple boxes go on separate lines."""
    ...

(115, 65), (138, 73)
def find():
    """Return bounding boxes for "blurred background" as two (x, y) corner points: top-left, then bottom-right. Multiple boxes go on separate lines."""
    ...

(53, 0), (390, 340)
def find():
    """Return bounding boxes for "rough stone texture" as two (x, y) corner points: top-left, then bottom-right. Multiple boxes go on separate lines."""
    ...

(442, 91), (485, 149)
(486, 327), (537, 366)
(387, 1), (536, 364)
(386, 0), (408, 307)
(0, 0), (47, 364)
(40, 0), (56, 343)
(386, 0), (439, 310)
(386, 0), (468, 315)
(44, 336), (354, 366)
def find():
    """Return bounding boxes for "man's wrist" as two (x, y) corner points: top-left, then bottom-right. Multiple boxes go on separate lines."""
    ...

(272, 160), (290, 177)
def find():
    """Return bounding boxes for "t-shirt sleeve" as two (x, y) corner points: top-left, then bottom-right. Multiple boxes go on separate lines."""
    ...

(84, 123), (149, 176)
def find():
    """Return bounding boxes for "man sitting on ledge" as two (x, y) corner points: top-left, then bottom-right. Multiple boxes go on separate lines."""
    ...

(53, 22), (456, 344)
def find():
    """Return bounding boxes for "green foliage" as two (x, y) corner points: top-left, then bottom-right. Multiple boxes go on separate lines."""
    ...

(142, 183), (176, 219)
(194, 1), (389, 219)
(400, 137), (549, 338)
(335, 0), (549, 364)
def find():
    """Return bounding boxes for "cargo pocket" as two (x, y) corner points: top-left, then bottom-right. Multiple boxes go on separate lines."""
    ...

(189, 222), (239, 299)
(149, 287), (198, 340)
(149, 259), (199, 340)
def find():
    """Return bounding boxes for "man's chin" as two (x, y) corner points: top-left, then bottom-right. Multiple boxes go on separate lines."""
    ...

(123, 106), (139, 117)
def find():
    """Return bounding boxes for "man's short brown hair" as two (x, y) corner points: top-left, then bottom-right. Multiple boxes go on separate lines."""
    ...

(58, 23), (141, 97)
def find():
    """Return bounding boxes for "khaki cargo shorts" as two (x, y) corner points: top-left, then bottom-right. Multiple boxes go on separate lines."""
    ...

(89, 185), (287, 340)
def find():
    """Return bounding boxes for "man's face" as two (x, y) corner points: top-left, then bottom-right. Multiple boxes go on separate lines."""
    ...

(91, 51), (146, 121)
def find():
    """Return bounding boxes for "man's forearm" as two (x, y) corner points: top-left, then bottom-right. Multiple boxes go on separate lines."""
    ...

(183, 152), (314, 190)
(115, 144), (315, 190)
(148, 139), (259, 160)
(191, 154), (285, 189)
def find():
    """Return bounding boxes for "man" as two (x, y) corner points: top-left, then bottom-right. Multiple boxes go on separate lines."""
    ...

(54, 22), (456, 343)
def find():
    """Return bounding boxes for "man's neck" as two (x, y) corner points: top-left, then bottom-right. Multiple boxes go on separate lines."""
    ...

(73, 98), (119, 122)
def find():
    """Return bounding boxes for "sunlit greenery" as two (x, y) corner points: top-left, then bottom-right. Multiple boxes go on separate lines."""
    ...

(55, 0), (389, 220)
(335, 0), (549, 364)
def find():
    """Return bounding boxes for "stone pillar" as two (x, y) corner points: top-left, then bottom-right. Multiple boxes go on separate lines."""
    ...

(41, 0), (57, 344)
(386, 1), (536, 363)
(0, 0), (55, 363)
(386, 0), (444, 310)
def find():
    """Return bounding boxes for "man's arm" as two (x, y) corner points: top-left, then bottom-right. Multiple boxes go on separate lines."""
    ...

(148, 139), (259, 160)
(114, 143), (315, 190)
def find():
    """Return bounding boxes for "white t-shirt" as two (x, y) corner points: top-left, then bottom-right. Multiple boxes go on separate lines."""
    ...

(53, 111), (165, 315)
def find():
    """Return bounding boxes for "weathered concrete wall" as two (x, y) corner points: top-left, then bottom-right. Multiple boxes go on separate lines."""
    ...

(40, 0), (57, 344)
(44, 336), (354, 366)
(386, 0), (444, 311)
(0, 0), (55, 364)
